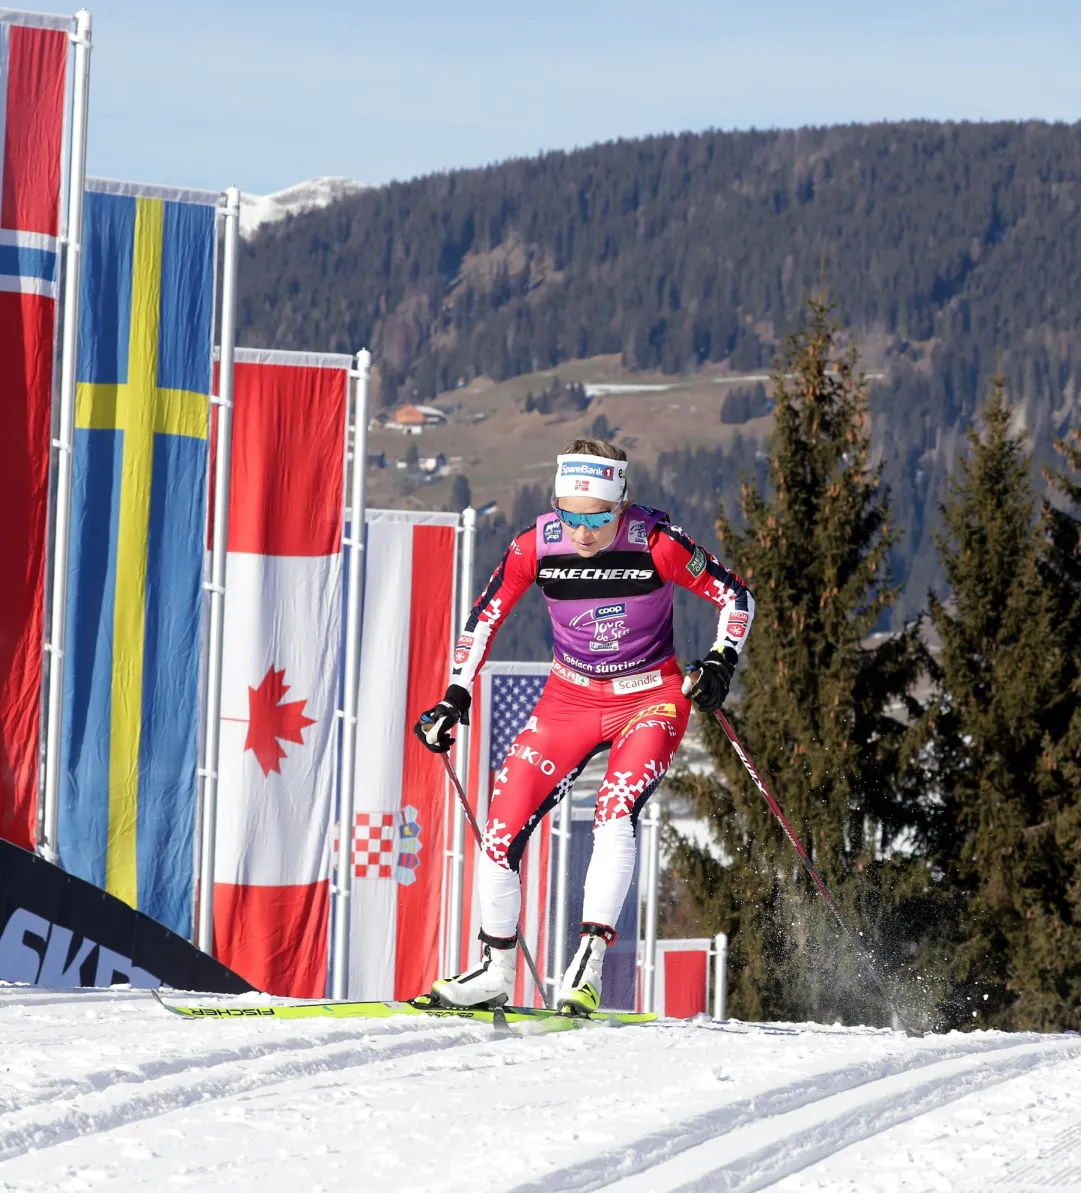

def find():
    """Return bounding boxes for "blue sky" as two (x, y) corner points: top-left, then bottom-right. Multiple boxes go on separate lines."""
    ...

(84, 0), (1081, 195)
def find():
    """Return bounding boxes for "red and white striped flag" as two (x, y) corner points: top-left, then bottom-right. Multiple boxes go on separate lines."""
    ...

(212, 349), (351, 998)
(346, 511), (457, 1000)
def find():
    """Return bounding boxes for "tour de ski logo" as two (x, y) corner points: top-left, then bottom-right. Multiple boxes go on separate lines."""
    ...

(569, 603), (629, 653)
(234, 665), (317, 777)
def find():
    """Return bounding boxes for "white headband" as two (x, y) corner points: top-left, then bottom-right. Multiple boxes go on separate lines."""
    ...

(553, 453), (628, 503)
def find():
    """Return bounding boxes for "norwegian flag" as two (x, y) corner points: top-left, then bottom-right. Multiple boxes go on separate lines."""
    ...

(0, 14), (67, 849)
(462, 663), (553, 1007)
(211, 349), (351, 997)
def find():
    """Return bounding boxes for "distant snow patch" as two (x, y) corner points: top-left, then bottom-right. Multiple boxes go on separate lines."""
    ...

(240, 177), (368, 238)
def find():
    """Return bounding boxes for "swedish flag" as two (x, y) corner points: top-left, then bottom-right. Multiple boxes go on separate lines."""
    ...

(59, 184), (218, 937)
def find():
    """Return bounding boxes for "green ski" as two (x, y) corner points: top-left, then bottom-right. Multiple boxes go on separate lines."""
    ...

(151, 988), (655, 1032)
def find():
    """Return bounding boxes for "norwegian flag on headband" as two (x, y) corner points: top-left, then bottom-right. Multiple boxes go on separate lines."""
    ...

(461, 663), (553, 1007)
(0, 14), (67, 850)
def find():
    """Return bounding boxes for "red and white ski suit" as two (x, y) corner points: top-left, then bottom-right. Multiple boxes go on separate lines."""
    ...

(453, 505), (754, 941)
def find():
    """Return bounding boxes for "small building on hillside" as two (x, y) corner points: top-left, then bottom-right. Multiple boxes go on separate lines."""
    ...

(388, 404), (446, 430)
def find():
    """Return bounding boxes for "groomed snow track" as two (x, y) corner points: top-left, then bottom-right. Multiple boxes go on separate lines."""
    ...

(2, 987), (1080, 1191)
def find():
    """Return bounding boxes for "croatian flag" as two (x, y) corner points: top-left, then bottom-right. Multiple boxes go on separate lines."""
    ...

(345, 510), (458, 1000)
(463, 663), (553, 1007)
(0, 14), (67, 849)
(212, 349), (351, 998)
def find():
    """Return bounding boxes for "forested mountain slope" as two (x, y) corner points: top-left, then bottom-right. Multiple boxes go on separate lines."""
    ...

(239, 122), (1081, 624)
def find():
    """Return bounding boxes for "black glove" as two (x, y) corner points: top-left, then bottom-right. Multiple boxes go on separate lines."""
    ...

(681, 647), (738, 713)
(414, 684), (471, 754)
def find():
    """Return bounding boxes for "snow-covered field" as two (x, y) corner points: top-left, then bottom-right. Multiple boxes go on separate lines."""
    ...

(2, 986), (1080, 1192)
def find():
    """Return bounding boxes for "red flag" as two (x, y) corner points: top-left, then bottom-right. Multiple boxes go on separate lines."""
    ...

(0, 21), (67, 848)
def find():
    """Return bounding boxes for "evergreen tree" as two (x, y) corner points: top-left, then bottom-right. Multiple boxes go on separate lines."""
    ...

(926, 378), (1078, 1030)
(666, 296), (930, 1026)
(1043, 429), (1081, 708)
(450, 473), (472, 513)
(1041, 431), (1081, 1027)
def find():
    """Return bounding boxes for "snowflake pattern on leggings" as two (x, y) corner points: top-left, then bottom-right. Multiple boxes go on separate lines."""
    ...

(525, 765), (582, 831)
(595, 757), (665, 825)
(482, 817), (514, 867)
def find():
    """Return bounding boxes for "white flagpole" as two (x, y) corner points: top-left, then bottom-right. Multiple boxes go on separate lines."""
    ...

(712, 931), (728, 1020)
(40, 8), (91, 862)
(642, 801), (661, 1012)
(331, 349), (371, 999)
(551, 785), (573, 997)
(195, 185), (240, 954)
(444, 506), (476, 975)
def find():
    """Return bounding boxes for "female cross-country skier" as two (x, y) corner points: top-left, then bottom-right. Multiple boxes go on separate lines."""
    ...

(414, 438), (754, 1014)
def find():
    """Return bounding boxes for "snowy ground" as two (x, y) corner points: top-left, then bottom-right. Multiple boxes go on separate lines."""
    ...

(2, 986), (1080, 1192)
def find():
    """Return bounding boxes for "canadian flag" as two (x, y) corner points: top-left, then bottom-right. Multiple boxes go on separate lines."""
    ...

(212, 348), (351, 997)
(346, 510), (458, 999)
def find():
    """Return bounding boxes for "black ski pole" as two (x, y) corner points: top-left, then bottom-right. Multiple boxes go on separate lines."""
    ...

(439, 751), (551, 1010)
(713, 708), (908, 1031)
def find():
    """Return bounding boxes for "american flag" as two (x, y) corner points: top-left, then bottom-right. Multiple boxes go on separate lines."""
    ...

(489, 673), (547, 766)
(459, 663), (553, 1006)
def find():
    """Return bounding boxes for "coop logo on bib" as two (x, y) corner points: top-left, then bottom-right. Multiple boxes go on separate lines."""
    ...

(570, 603), (629, 654)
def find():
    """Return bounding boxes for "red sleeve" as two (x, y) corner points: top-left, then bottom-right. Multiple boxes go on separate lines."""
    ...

(449, 525), (538, 691)
(650, 522), (755, 655)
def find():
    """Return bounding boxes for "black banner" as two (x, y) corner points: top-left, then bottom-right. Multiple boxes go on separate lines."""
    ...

(0, 839), (253, 993)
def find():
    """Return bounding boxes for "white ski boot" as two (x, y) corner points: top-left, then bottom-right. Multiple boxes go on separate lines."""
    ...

(431, 941), (516, 1009)
(557, 924), (614, 1015)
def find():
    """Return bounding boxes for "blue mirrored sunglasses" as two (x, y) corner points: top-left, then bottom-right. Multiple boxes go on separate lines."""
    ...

(554, 505), (620, 530)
